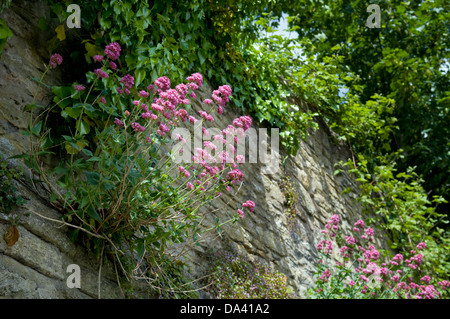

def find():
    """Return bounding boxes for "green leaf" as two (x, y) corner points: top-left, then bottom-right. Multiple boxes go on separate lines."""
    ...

(134, 68), (146, 87)
(83, 171), (100, 186)
(87, 205), (102, 222)
(136, 239), (145, 259)
(76, 120), (90, 136)
(65, 106), (83, 119)
(31, 121), (43, 136)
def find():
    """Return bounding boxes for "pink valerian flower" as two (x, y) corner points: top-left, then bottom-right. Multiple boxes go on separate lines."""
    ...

(203, 141), (216, 151)
(227, 169), (244, 184)
(217, 106), (224, 115)
(151, 103), (164, 112)
(120, 74), (134, 89)
(138, 90), (150, 98)
(188, 116), (198, 124)
(352, 227), (360, 232)
(94, 69), (109, 78)
(366, 262), (381, 276)
(242, 200), (255, 212)
(104, 42), (121, 60)
(365, 228), (374, 236)
(392, 253), (403, 263)
(114, 118), (123, 127)
(232, 116), (252, 132)
(416, 242), (426, 250)
(109, 61), (117, 70)
(74, 84), (86, 92)
(190, 92), (197, 99)
(159, 89), (182, 107)
(145, 135), (152, 144)
(345, 235), (356, 246)
(49, 53), (63, 68)
(416, 285), (439, 299)
(174, 109), (188, 122)
(182, 170), (190, 178)
(379, 267), (389, 276)
(363, 246), (380, 261)
(203, 99), (212, 105)
(339, 246), (351, 258)
(410, 253), (424, 265)
(159, 123), (170, 134)
(99, 96), (106, 104)
(354, 219), (365, 229)
(202, 127), (209, 137)
(328, 214), (340, 226)
(186, 72), (203, 87)
(174, 134), (186, 144)
(235, 154), (245, 164)
(154, 76), (171, 92)
(420, 276), (431, 284)
(93, 55), (104, 62)
(124, 110), (130, 117)
(360, 275), (369, 282)
(187, 82), (199, 91)
(391, 275), (400, 282)
(438, 280), (450, 290)
(131, 122), (145, 132)
(237, 209), (244, 219)
(199, 111), (214, 122)
(348, 281), (356, 286)
(318, 269), (331, 282)
(186, 182), (194, 190)
(141, 112), (157, 120)
(175, 83), (188, 96)
(317, 239), (333, 254)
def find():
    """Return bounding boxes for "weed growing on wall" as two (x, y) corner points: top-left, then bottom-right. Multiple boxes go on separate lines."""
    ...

(308, 214), (449, 299)
(17, 44), (256, 296)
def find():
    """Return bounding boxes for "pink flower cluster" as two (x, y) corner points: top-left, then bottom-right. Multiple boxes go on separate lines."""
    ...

(74, 84), (86, 92)
(94, 69), (109, 79)
(313, 216), (449, 299)
(49, 53), (63, 69)
(104, 42), (121, 60)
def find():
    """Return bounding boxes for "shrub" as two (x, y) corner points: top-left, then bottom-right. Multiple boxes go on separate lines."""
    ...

(19, 44), (256, 296)
(307, 214), (450, 299)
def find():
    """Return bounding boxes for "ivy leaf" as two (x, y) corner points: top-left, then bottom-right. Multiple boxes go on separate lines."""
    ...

(55, 24), (66, 41)
(134, 68), (146, 87)
(86, 205), (102, 222)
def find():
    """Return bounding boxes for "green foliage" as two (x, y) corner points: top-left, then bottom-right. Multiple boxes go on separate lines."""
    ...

(25, 0), (447, 297)
(204, 243), (296, 299)
(0, 157), (26, 214)
(335, 153), (450, 281)
(307, 215), (449, 299)
(283, 0), (450, 215)
(23, 38), (252, 296)
(0, 17), (12, 58)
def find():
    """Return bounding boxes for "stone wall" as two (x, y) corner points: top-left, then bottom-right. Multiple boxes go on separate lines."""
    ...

(182, 85), (389, 297)
(0, 0), (389, 298)
(0, 0), (123, 299)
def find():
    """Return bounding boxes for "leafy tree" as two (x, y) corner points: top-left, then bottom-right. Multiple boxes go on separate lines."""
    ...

(282, 0), (450, 216)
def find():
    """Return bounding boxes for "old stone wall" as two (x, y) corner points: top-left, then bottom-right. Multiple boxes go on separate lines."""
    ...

(183, 85), (389, 297)
(0, 0), (389, 298)
(0, 0), (122, 299)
